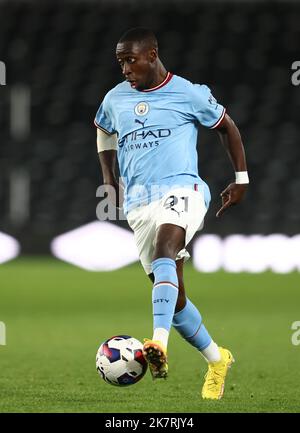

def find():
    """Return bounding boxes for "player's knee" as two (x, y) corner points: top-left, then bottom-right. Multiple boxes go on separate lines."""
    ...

(153, 243), (174, 260)
(154, 225), (185, 260)
(154, 238), (182, 260)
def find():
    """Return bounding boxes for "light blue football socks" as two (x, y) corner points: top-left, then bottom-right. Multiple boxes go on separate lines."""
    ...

(172, 298), (212, 350)
(151, 258), (220, 362)
(151, 258), (179, 334)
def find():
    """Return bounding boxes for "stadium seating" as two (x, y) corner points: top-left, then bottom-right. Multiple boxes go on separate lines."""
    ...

(0, 1), (299, 253)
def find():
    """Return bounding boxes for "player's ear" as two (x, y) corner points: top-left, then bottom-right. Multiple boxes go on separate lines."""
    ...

(148, 48), (158, 63)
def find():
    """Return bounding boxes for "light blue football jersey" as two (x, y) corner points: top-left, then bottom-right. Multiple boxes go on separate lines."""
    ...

(95, 73), (225, 214)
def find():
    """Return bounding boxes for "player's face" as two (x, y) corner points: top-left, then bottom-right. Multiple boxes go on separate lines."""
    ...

(116, 42), (157, 91)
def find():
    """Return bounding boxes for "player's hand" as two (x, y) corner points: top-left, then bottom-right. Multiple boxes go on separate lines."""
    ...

(103, 179), (124, 209)
(216, 183), (247, 218)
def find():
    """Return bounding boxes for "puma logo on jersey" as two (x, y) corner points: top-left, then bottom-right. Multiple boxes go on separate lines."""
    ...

(135, 118), (147, 128)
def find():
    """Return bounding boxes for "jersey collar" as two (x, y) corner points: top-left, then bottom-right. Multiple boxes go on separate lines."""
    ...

(140, 72), (173, 92)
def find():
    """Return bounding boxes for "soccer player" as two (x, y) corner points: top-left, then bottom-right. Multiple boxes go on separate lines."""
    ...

(94, 28), (248, 400)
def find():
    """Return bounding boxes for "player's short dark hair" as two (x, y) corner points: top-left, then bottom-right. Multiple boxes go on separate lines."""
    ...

(118, 27), (158, 50)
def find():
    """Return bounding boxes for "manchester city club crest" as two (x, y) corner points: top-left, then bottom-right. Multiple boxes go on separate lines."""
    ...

(134, 102), (149, 116)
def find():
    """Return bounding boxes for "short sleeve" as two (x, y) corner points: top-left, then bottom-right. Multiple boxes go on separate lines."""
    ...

(94, 93), (116, 135)
(190, 84), (225, 129)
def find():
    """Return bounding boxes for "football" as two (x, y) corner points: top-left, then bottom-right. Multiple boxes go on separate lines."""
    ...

(96, 335), (148, 386)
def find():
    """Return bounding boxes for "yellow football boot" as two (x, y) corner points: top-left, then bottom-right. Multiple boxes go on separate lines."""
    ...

(143, 339), (168, 379)
(202, 347), (235, 400)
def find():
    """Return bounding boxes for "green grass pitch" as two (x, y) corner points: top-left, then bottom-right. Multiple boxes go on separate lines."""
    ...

(0, 257), (299, 413)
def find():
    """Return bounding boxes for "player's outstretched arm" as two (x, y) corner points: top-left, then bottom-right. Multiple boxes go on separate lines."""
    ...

(97, 128), (123, 208)
(215, 113), (249, 218)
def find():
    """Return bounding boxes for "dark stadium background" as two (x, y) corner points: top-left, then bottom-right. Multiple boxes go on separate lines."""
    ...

(1, 0), (300, 415)
(0, 0), (299, 254)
